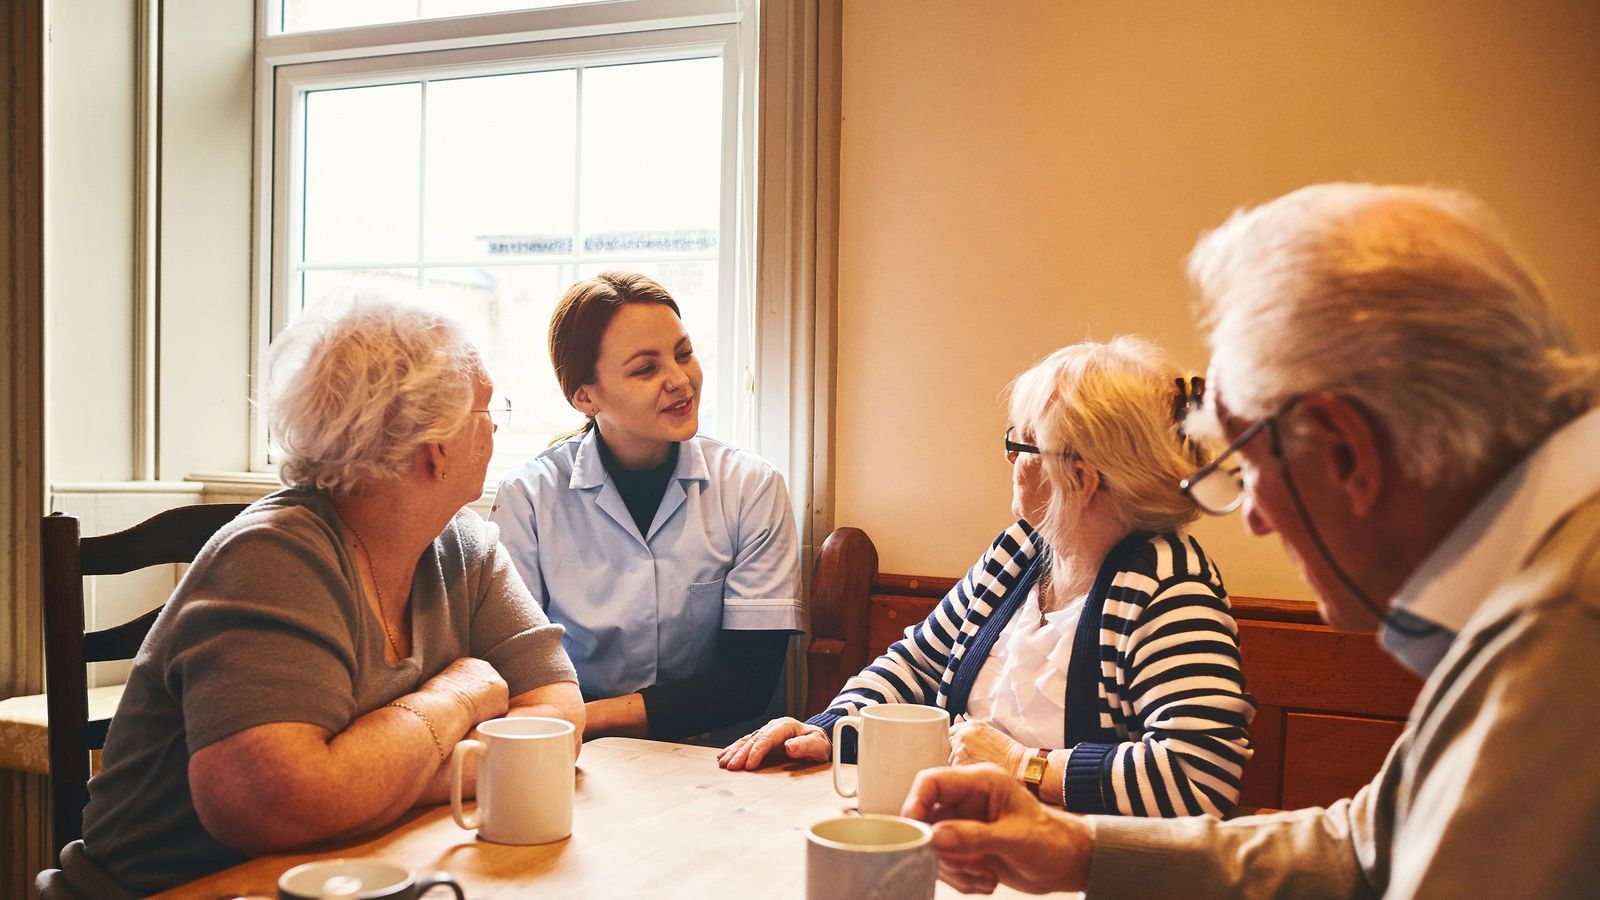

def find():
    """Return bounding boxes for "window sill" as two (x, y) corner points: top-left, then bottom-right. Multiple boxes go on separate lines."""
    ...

(0, 685), (123, 775)
(188, 472), (497, 513)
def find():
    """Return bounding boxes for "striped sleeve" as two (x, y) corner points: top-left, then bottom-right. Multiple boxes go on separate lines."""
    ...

(1065, 534), (1256, 818)
(806, 523), (1033, 744)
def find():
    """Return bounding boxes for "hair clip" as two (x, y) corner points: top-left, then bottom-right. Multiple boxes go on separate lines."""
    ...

(1172, 376), (1205, 423)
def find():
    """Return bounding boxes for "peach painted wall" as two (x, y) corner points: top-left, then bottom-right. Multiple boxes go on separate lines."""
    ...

(833, 0), (1600, 602)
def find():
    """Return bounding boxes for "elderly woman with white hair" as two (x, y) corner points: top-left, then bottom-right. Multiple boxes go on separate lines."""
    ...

(721, 338), (1256, 818)
(70, 300), (583, 896)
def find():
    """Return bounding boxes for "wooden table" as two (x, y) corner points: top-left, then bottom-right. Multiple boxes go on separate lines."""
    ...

(156, 737), (1064, 898)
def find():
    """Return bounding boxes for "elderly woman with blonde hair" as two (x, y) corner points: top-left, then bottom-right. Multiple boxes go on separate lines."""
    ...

(71, 299), (583, 896)
(722, 337), (1255, 818)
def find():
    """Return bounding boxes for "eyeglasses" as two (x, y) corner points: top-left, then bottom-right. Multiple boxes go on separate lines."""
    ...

(1003, 426), (1079, 464)
(1181, 394), (1440, 637)
(474, 397), (513, 429)
(1179, 396), (1302, 515)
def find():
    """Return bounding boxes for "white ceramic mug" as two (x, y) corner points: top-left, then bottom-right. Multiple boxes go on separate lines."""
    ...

(806, 814), (936, 900)
(833, 704), (951, 815)
(277, 858), (463, 900)
(450, 716), (575, 845)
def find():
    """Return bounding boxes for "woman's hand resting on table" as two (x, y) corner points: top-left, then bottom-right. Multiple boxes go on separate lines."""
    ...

(717, 717), (831, 770)
(948, 717), (1027, 774)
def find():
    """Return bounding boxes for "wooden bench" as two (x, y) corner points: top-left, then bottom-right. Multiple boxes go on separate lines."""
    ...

(805, 526), (1424, 811)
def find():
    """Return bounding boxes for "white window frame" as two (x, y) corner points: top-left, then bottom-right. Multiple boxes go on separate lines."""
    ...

(250, 0), (759, 479)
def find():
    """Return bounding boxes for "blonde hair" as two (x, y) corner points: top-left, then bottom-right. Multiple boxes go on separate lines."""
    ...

(1006, 337), (1206, 551)
(1190, 183), (1598, 486)
(263, 297), (483, 492)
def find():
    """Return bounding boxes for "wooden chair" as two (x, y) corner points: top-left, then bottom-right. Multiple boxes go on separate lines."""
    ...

(39, 503), (248, 856)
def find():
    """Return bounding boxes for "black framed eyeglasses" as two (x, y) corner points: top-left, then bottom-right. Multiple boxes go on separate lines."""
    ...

(1179, 396), (1302, 515)
(474, 396), (513, 429)
(1003, 426), (1079, 464)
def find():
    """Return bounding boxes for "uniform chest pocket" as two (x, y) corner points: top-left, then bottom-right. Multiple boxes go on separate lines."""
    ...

(686, 577), (726, 645)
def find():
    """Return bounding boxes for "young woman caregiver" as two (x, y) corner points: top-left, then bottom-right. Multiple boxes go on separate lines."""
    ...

(490, 272), (804, 742)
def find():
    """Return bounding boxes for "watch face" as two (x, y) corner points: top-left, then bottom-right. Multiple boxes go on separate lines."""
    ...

(1025, 755), (1047, 784)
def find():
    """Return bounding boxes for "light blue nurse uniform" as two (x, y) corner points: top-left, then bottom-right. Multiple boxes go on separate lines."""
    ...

(489, 430), (805, 699)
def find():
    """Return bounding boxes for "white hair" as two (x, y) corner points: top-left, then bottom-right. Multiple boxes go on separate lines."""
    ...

(1007, 336), (1206, 551)
(263, 297), (483, 492)
(1189, 183), (1597, 486)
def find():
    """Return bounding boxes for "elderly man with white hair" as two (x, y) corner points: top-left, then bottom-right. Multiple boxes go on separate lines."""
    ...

(901, 183), (1600, 898)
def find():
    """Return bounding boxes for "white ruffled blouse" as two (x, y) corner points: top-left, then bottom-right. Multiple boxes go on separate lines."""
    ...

(963, 584), (1085, 749)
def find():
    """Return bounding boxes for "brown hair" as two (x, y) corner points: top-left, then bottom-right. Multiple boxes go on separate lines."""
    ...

(548, 272), (682, 441)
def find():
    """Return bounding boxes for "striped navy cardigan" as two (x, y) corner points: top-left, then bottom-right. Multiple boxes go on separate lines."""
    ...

(807, 520), (1256, 817)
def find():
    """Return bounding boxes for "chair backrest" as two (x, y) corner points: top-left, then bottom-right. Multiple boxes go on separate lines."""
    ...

(40, 502), (248, 856)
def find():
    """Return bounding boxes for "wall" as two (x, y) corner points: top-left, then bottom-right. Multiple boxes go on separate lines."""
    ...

(46, 0), (138, 484)
(834, 0), (1600, 602)
(43, 0), (254, 685)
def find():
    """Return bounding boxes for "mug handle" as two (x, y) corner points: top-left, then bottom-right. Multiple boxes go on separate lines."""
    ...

(450, 739), (485, 830)
(412, 871), (466, 899)
(831, 716), (863, 799)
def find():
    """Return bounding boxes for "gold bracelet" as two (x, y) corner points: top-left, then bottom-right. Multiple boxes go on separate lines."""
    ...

(388, 700), (447, 765)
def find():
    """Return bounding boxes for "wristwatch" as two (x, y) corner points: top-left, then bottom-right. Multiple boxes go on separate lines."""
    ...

(1020, 748), (1050, 798)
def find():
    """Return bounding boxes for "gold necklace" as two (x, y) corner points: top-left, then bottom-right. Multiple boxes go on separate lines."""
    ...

(345, 522), (404, 661)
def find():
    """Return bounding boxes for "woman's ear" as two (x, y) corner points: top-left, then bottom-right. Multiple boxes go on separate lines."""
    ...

(571, 385), (599, 417)
(421, 441), (449, 482)
(1073, 459), (1101, 506)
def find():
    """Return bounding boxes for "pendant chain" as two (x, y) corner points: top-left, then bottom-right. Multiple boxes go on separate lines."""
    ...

(1037, 573), (1052, 627)
(346, 522), (403, 661)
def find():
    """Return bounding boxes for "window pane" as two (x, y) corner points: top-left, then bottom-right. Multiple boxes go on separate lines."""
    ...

(418, 0), (599, 18)
(278, 45), (735, 473)
(302, 269), (420, 314)
(279, 1), (608, 34)
(424, 71), (577, 263)
(580, 58), (722, 253)
(303, 83), (421, 265)
(282, 0), (414, 33)
(419, 265), (576, 460)
(575, 260), (720, 437)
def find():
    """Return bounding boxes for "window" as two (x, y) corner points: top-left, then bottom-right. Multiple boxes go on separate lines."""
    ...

(255, 1), (755, 475)
(276, 1), (614, 34)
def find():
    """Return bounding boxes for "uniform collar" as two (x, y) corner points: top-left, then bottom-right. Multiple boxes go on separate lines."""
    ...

(569, 428), (710, 490)
(1384, 406), (1600, 673)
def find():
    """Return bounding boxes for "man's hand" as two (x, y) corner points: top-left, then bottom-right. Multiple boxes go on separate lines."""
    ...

(902, 763), (1094, 895)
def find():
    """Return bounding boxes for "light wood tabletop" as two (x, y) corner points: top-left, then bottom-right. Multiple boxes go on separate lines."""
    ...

(154, 737), (1067, 899)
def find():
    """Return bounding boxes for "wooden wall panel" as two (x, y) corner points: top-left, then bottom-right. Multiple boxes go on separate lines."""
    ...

(1238, 705), (1284, 811)
(1282, 712), (1406, 809)
(867, 595), (936, 655)
(1238, 620), (1422, 717)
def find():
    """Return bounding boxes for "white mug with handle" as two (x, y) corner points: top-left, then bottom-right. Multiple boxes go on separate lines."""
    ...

(450, 716), (575, 845)
(277, 859), (464, 900)
(806, 814), (936, 900)
(832, 704), (951, 815)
